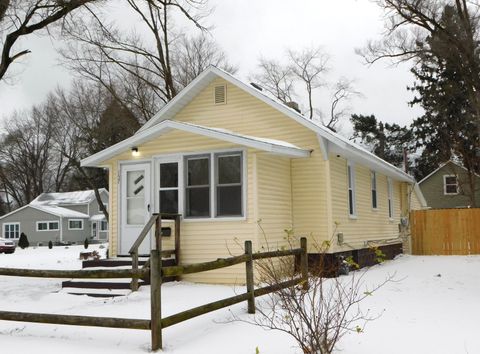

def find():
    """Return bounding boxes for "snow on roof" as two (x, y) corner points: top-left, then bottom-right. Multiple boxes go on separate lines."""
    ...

(90, 214), (106, 221)
(31, 189), (107, 206)
(31, 205), (90, 219)
(82, 65), (414, 183)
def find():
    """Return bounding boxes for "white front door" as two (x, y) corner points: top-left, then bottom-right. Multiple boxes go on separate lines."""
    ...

(120, 163), (151, 255)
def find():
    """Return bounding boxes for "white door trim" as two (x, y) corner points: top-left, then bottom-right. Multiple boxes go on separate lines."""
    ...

(119, 162), (152, 255)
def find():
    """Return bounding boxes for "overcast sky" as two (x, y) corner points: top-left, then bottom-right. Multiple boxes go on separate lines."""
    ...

(0, 0), (423, 131)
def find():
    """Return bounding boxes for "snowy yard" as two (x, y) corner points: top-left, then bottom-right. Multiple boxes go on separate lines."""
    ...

(0, 246), (479, 354)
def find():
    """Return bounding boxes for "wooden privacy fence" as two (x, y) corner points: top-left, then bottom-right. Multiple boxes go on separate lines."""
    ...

(410, 208), (480, 255)
(0, 237), (308, 351)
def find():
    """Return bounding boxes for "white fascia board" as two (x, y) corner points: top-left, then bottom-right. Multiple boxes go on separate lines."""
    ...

(81, 120), (310, 167)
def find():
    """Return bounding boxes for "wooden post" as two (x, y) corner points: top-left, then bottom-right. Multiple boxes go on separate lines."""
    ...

(244, 240), (255, 314)
(174, 214), (181, 266)
(150, 249), (162, 351)
(155, 215), (162, 251)
(130, 251), (139, 291)
(300, 237), (308, 290)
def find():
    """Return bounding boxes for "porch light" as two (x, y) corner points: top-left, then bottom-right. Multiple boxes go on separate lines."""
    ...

(131, 147), (139, 157)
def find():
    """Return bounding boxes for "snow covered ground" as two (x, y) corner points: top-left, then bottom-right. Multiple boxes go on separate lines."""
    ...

(0, 245), (479, 354)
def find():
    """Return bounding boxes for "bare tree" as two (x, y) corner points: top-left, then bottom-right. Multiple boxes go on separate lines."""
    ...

(235, 233), (393, 354)
(250, 57), (295, 104)
(251, 47), (360, 130)
(0, 110), (58, 205)
(173, 34), (238, 88)
(0, 0), (98, 82)
(325, 78), (362, 131)
(288, 47), (329, 119)
(60, 0), (212, 122)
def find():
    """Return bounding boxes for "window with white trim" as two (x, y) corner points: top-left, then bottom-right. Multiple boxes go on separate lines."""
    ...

(100, 220), (108, 231)
(68, 219), (83, 230)
(3, 223), (19, 239)
(184, 151), (244, 219)
(347, 162), (356, 217)
(215, 152), (243, 217)
(185, 155), (211, 218)
(371, 171), (378, 209)
(443, 175), (458, 195)
(36, 221), (59, 231)
(387, 177), (394, 219)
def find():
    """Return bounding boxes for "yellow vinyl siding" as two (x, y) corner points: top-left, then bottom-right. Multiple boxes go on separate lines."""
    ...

(330, 155), (402, 252)
(256, 153), (293, 250)
(173, 77), (329, 247)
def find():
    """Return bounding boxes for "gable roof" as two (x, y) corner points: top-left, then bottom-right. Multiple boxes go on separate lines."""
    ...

(82, 66), (414, 183)
(31, 189), (108, 206)
(418, 160), (480, 185)
(0, 204), (90, 221)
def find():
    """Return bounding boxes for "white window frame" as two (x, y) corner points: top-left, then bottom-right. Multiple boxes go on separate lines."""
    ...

(347, 161), (357, 218)
(387, 177), (394, 220)
(100, 220), (108, 231)
(91, 222), (97, 238)
(68, 219), (84, 230)
(36, 220), (59, 232)
(371, 171), (378, 210)
(158, 158), (181, 215)
(443, 175), (459, 195)
(3, 222), (20, 239)
(184, 154), (212, 219)
(214, 152), (244, 218)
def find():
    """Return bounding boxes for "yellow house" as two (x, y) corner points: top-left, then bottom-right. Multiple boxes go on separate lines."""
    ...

(81, 66), (427, 284)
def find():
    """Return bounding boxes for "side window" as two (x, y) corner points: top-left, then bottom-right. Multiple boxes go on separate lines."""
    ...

(347, 162), (356, 217)
(3, 223), (20, 239)
(371, 171), (378, 209)
(387, 178), (394, 219)
(444, 175), (458, 195)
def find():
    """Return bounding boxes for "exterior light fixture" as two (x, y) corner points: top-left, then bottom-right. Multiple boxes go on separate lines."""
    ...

(131, 147), (139, 157)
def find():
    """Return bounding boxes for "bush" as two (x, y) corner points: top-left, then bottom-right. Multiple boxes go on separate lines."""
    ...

(18, 233), (29, 249)
(84, 237), (89, 249)
(48, 240), (53, 249)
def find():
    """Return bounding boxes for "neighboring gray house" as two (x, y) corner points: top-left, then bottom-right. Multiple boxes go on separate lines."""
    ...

(419, 161), (480, 209)
(0, 189), (109, 245)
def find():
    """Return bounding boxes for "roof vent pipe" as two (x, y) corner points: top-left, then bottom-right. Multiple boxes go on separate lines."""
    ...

(250, 82), (263, 91)
(285, 101), (301, 114)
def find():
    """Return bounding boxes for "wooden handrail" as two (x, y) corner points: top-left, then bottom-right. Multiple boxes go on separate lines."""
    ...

(129, 214), (159, 255)
(130, 213), (182, 291)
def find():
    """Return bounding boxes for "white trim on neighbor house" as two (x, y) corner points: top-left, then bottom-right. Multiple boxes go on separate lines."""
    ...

(443, 175), (459, 195)
(135, 66), (414, 183)
(68, 219), (84, 230)
(347, 161), (357, 219)
(2, 222), (20, 239)
(36, 220), (60, 232)
(81, 120), (311, 168)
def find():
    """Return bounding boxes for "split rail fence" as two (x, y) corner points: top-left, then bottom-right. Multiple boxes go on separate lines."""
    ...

(411, 208), (480, 255)
(0, 229), (308, 351)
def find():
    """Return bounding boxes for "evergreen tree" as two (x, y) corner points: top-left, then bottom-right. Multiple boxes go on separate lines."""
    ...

(350, 114), (414, 169)
(18, 232), (29, 249)
(409, 5), (479, 204)
(84, 237), (89, 249)
(48, 240), (53, 249)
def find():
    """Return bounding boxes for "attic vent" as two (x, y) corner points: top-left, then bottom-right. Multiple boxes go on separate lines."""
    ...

(214, 85), (226, 105)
